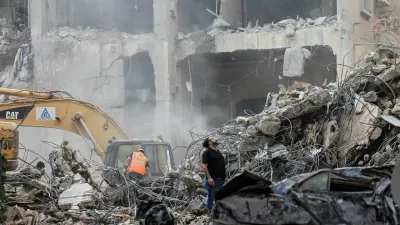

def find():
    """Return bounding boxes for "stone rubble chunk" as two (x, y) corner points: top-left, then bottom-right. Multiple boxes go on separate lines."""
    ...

(392, 103), (400, 115)
(361, 91), (378, 103)
(277, 19), (296, 27)
(221, 125), (246, 135)
(365, 52), (381, 63)
(58, 183), (95, 210)
(370, 127), (382, 141)
(236, 116), (249, 126)
(256, 116), (281, 136)
(372, 63), (387, 74)
(279, 89), (332, 119)
(302, 48), (311, 59)
(285, 24), (295, 37)
(354, 94), (366, 114)
(306, 18), (315, 25)
(58, 29), (70, 38)
(283, 46), (305, 77)
(246, 125), (257, 136)
(268, 144), (289, 159)
(376, 64), (400, 84)
(338, 102), (381, 164)
(314, 16), (327, 25)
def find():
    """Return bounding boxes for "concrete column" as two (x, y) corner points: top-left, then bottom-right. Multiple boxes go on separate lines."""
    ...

(152, 0), (178, 143)
(29, 0), (47, 41)
(336, 0), (352, 83)
(220, 0), (243, 28)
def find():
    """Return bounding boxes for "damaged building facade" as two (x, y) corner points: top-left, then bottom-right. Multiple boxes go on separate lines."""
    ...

(0, 0), (399, 163)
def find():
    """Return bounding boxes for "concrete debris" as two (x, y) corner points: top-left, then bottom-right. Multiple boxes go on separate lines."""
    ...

(285, 24), (295, 37)
(314, 16), (327, 25)
(8, 48), (400, 223)
(45, 26), (144, 41)
(246, 125), (257, 136)
(267, 144), (289, 159)
(181, 51), (400, 191)
(376, 64), (400, 84)
(179, 15), (337, 40)
(256, 116), (281, 136)
(372, 63), (388, 74)
(361, 91), (378, 103)
(365, 52), (381, 63)
(283, 46), (306, 77)
(354, 93), (366, 114)
(58, 183), (95, 210)
(323, 120), (339, 162)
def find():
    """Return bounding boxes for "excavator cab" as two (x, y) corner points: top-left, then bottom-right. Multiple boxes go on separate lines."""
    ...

(105, 140), (175, 177)
(0, 122), (19, 171)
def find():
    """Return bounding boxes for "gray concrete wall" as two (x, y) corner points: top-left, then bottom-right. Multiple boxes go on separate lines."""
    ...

(220, 0), (242, 28)
(27, 0), (181, 165)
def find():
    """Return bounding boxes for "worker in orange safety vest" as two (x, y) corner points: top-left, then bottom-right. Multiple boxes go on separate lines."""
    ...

(125, 149), (152, 180)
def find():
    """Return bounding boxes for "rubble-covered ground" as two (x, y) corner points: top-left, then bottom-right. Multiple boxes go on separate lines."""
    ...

(5, 52), (400, 224)
(4, 142), (208, 225)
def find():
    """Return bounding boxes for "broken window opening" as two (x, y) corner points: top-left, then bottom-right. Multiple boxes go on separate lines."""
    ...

(124, 51), (156, 137)
(6, 0), (28, 27)
(243, 0), (337, 26)
(68, 0), (154, 34)
(180, 46), (336, 129)
(177, 0), (220, 33)
(236, 98), (266, 117)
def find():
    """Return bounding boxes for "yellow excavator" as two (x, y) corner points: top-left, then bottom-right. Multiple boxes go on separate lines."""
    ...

(0, 87), (175, 176)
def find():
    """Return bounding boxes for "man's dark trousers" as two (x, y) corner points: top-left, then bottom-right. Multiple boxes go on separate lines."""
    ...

(204, 178), (225, 211)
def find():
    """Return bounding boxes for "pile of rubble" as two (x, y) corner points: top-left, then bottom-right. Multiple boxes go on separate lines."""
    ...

(182, 52), (400, 183)
(5, 52), (400, 224)
(233, 15), (337, 35)
(179, 15), (337, 39)
(4, 142), (208, 224)
(44, 26), (149, 41)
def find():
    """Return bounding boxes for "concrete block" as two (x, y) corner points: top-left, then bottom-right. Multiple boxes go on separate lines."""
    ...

(58, 183), (95, 210)
(283, 46), (305, 77)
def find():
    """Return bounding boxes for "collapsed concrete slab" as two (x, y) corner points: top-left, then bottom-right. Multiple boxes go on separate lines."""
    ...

(283, 46), (306, 78)
(278, 89), (332, 119)
(256, 116), (281, 136)
(58, 183), (95, 210)
(337, 102), (381, 164)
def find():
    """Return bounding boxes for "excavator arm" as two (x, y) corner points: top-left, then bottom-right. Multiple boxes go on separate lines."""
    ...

(0, 88), (132, 165)
(0, 98), (129, 159)
(0, 88), (174, 175)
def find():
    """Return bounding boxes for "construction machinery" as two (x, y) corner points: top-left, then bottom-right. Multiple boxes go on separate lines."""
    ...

(0, 87), (175, 176)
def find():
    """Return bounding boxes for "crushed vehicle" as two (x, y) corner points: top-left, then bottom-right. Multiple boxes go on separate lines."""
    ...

(213, 166), (398, 225)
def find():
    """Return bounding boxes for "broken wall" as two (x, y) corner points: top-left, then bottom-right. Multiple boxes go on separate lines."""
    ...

(26, 0), (180, 166)
(245, 0), (337, 26)
(29, 0), (154, 39)
(179, 46), (336, 128)
(177, 0), (217, 33)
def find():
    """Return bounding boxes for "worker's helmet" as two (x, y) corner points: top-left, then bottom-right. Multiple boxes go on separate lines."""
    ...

(138, 148), (145, 153)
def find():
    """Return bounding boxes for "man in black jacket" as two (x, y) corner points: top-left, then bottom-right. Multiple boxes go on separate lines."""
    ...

(201, 137), (228, 213)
